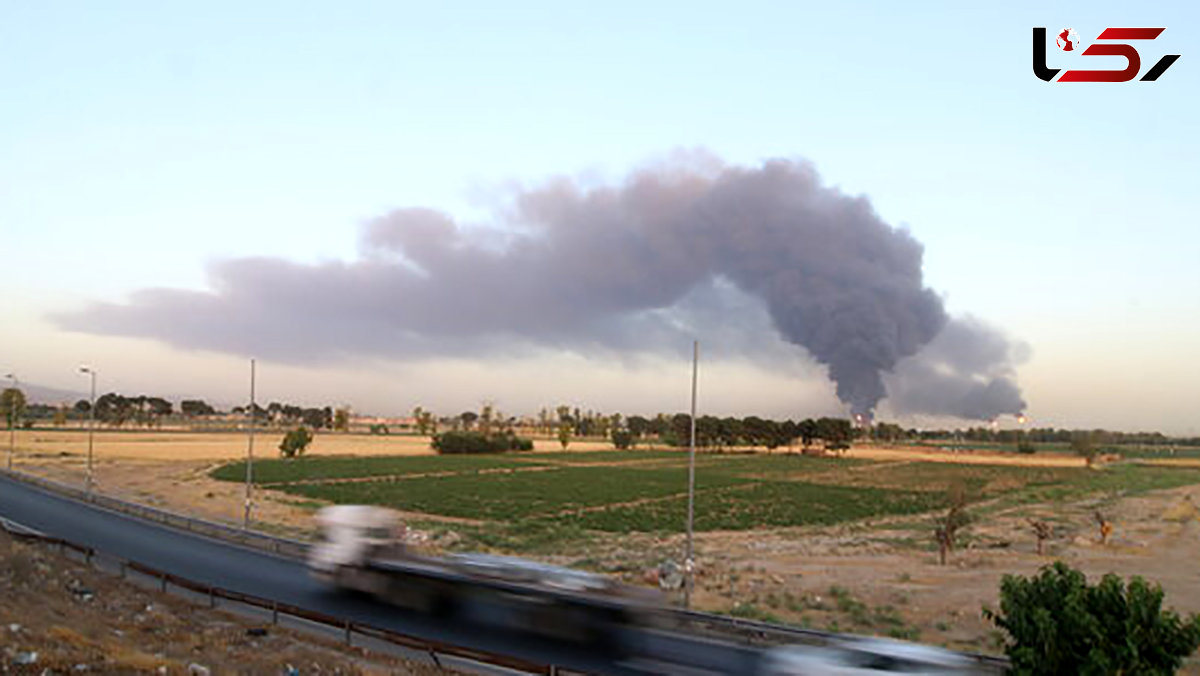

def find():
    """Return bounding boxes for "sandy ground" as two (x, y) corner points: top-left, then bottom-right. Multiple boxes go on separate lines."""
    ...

(842, 444), (1088, 468)
(9, 434), (1200, 661)
(2, 429), (612, 462)
(682, 486), (1200, 654)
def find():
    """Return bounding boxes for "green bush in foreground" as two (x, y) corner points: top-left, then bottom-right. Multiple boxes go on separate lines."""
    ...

(984, 561), (1200, 675)
(432, 430), (533, 454)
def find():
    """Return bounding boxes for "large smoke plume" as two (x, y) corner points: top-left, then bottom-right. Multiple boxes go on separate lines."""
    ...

(54, 155), (1026, 419)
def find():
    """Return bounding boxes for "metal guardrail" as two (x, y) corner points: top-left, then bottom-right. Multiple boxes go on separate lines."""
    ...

(0, 515), (554, 675)
(2, 468), (313, 559)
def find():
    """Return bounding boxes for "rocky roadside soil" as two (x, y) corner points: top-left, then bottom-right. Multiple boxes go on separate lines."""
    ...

(0, 528), (449, 675)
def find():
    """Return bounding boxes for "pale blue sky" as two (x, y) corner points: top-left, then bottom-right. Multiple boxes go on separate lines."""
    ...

(2, 1), (1197, 433)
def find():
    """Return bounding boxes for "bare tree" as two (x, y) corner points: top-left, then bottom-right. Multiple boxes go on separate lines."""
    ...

(1027, 518), (1052, 555)
(1094, 511), (1113, 545)
(934, 488), (970, 565)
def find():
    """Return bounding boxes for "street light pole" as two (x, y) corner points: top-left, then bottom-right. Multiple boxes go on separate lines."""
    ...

(685, 340), (699, 609)
(79, 367), (96, 497)
(244, 358), (256, 529)
(4, 373), (16, 470)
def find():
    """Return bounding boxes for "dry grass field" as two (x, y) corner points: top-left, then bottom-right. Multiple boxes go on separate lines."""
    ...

(8, 428), (1087, 466)
(5, 428), (612, 461)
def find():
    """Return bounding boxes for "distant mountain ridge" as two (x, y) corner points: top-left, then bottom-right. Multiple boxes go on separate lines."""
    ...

(9, 381), (239, 411)
(8, 382), (87, 405)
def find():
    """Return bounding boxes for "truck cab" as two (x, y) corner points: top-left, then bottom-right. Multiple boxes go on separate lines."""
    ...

(308, 505), (405, 583)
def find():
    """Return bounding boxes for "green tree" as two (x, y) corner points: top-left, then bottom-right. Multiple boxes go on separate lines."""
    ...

(180, 399), (216, 416)
(333, 407), (350, 432)
(479, 403), (494, 436)
(611, 429), (635, 450)
(984, 561), (1200, 675)
(626, 415), (652, 439)
(459, 411), (478, 431)
(557, 421), (572, 449)
(816, 417), (853, 453)
(875, 422), (904, 443)
(279, 427), (313, 458)
(797, 418), (818, 448)
(1, 388), (27, 430)
(412, 406), (427, 434)
(1071, 430), (1097, 465)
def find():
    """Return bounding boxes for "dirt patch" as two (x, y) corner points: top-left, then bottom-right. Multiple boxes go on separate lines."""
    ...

(845, 445), (1087, 468)
(677, 485), (1200, 653)
(6, 429), (615, 463)
(0, 528), (447, 674)
(13, 455), (327, 538)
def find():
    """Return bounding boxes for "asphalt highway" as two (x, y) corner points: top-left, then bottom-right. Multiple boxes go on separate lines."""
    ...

(0, 474), (762, 675)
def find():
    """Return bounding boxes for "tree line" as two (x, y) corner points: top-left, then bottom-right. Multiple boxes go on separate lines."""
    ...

(912, 426), (1200, 447)
(1, 389), (349, 431)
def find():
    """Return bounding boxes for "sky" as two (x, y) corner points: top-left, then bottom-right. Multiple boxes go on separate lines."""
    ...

(1, 1), (1197, 434)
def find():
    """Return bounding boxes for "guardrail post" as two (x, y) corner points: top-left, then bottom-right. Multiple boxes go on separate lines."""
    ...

(160, 572), (167, 593)
(272, 601), (279, 625)
(344, 621), (351, 645)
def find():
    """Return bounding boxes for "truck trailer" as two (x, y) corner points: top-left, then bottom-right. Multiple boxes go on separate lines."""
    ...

(308, 504), (660, 647)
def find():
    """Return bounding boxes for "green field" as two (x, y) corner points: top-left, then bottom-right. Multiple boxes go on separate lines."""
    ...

(210, 453), (548, 484)
(210, 450), (1200, 535)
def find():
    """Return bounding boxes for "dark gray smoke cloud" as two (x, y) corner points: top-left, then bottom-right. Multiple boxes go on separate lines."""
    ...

(886, 317), (1027, 420)
(53, 156), (1025, 419)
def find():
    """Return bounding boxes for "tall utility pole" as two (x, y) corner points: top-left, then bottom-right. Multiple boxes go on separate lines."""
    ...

(4, 373), (16, 470)
(79, 367), (96, 497)
(244, 358), (256, 529)
(685, 340), (699, 609)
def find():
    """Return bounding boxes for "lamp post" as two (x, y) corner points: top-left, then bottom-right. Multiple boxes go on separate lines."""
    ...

(79, 367), (96, 497)
(684, 340), (698, 609)
(4, 373), (16, 470)
(244, 358), (256, 529)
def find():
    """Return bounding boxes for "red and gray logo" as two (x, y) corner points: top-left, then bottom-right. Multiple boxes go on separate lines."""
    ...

(1033, 27), (1180, 82)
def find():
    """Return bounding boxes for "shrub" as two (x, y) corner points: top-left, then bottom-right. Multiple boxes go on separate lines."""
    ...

(432, 430), (533, 454)
(983, 561), (1200, 674)
(612, 429), (635, 450)
(1017, 441), (1037, 454)
(279, 427), (313, 458)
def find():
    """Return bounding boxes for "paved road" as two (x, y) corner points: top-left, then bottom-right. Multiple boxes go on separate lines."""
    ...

(0, 474), (761, 675)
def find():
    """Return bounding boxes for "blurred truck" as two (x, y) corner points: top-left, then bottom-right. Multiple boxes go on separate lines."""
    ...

(308, 504), (659, 647)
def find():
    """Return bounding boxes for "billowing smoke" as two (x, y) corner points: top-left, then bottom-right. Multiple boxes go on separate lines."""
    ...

(886, 317), (1028, 420)
(53, 155), (1026, 419)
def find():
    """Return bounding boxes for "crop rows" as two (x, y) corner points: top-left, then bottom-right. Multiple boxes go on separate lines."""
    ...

(210, 449), (1200, 533)
(210, 453), (546, 484)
